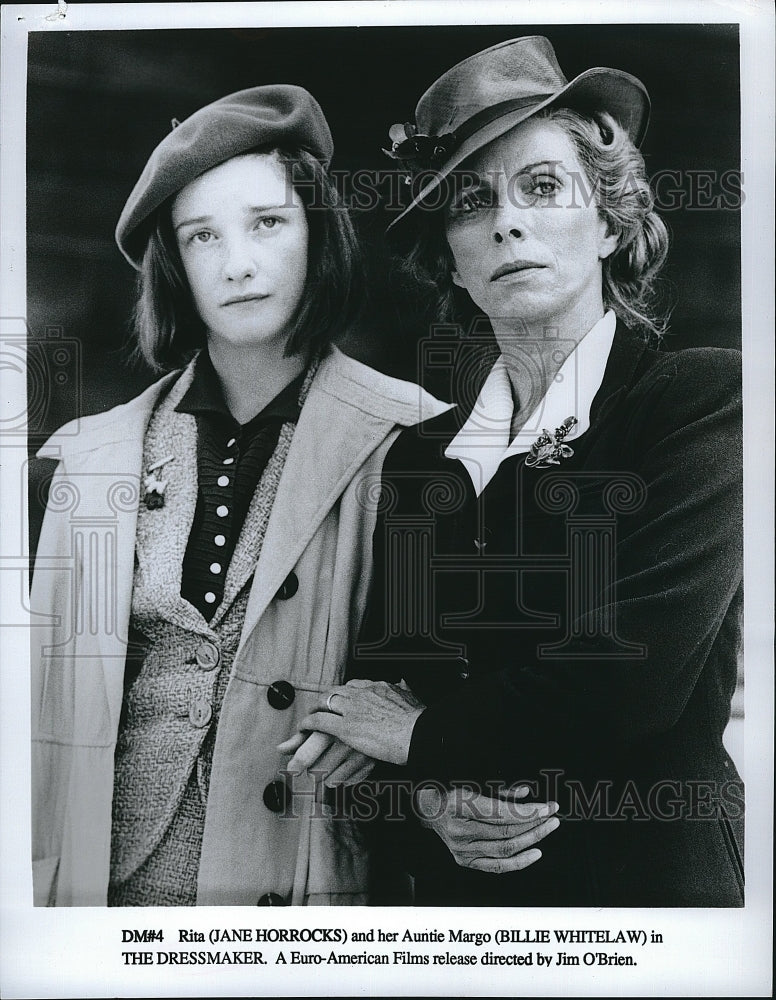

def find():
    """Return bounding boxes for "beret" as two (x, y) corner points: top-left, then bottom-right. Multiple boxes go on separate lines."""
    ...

(115, 84), (333, 268)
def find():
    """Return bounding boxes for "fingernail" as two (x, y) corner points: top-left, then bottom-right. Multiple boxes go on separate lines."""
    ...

(549, 801), (560, 814)
(547, 817), (560, 833)
(525, 849), (542, 862)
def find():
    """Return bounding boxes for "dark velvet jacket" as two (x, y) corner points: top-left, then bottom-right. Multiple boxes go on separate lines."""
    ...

(348, 323), (744, 907)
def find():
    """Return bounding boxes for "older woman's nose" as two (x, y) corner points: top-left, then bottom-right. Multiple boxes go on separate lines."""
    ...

(493, 226), (522, 244)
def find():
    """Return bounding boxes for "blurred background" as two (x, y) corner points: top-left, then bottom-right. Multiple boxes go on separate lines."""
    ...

(25, 23), (743, 765)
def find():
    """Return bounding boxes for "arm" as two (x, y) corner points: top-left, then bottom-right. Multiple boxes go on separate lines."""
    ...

(295, 349), (742, 782)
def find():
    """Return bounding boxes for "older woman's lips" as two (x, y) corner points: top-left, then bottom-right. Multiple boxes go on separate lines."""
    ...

(490, 262), (544, 281)
(221, 293), (269, 306)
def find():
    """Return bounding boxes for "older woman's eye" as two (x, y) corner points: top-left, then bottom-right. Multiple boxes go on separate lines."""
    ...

(531, 176), (561, 197)
(191, 230), (214, 244)
(450, 190), (491, 216)
(256, 217), (280, 230)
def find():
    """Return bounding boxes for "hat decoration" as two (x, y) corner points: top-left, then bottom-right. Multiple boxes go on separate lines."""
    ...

(384, 122), (459, 184)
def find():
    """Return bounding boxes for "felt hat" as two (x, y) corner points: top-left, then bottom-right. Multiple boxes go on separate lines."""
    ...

(116, 84), (333, 267)
(385, 35), (649, 228)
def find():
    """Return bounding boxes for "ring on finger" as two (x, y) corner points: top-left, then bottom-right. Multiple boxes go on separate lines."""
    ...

(326, 691), (344, 715)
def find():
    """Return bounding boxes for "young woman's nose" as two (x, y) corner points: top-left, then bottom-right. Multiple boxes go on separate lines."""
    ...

(222, 234), (258, 281)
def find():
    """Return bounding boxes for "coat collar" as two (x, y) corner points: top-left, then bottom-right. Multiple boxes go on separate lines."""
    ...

(235, 347), (452, 651)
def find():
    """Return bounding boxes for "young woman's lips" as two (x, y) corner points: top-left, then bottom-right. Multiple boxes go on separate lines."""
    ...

(221, 293), (269, 306)
(490, 262), (545, 281)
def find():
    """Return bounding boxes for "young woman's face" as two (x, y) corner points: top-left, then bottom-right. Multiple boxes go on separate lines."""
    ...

(445, 118), (618, 333)
(172, 152), (309, 352)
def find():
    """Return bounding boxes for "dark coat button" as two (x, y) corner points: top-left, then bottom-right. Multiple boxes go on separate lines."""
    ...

(257, 892), (286, 906)
(263, 779), (291, 814)
(275, 572), (299, 600)
(267, 680), (295, 710)
(195, 641), (220, 671)
(456, 656), (470, 680)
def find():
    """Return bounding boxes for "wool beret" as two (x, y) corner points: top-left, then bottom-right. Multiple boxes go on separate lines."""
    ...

(115, 84), (333, 268)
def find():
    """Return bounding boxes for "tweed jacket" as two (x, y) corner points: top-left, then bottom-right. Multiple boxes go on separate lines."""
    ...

(351, 324), (744, 906)
(31, 345), (451, 906)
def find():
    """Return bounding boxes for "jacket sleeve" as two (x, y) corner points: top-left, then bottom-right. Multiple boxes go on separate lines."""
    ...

(361, 349), (743, 784)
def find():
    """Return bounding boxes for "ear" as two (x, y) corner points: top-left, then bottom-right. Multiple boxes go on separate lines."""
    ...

(597, 221), (620, 261)
(450, 268), (465, 289)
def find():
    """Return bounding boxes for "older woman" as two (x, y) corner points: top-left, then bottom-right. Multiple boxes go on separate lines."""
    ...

(285, 37), (744, 906)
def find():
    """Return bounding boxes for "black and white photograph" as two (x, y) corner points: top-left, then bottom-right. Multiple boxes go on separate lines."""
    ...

(0, 1), (773, 996)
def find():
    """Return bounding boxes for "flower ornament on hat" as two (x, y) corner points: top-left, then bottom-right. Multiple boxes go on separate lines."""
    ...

(116, 84), (334, 268)
(385, 35), (650, 228)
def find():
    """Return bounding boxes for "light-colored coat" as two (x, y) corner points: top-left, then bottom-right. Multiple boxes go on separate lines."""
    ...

(31, 347), (450, 906)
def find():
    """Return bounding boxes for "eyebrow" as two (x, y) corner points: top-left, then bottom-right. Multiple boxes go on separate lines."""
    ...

(174, 205), (290, 232)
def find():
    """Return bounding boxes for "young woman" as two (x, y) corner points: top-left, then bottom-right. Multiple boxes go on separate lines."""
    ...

(286, 37), (745, 906)
(29, 84), (458, 907)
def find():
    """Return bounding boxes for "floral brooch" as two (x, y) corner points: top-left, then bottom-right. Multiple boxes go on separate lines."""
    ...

(383, 122), (458, 182)
(142, 454), (174, 510)
(525, 417), (579, 469)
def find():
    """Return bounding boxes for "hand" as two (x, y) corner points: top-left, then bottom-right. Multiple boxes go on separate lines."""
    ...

(278, 730), (375, 786)
(277, 679), (425, 767)
(416, 784), (560, 874)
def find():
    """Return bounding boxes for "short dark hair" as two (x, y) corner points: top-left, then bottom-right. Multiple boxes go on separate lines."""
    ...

(392, 107), (670, 340)
(132, 147), (362, 371)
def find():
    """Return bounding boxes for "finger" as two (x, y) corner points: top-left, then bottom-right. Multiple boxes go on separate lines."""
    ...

(284, 731), (334, 774)
(494, 784), (531, 800)
(324, 754), (375, 786)
(276, 731), (307, 754)
(450, 793), (559, 825)
(308, 740), (353, 780)
(464, 816), (560, 859)
(313, 686), (349, 715)
(464, 848), (544, 874)
(295, 711), (345, 740)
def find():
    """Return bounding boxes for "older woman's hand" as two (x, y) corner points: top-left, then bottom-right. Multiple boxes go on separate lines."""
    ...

(278, 678), (425, 767)
(416, 784), (560, 873)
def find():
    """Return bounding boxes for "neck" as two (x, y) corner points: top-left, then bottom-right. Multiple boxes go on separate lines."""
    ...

(492, 294), (606, 435)
(206, 336), (308, 425)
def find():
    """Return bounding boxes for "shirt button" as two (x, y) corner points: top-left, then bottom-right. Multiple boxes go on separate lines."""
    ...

(263, 779), (290, 814)
(214, 534), (226, 547)
(257, 892), (286, 906)
(216, 505), (229, 518)
(227, 437), (236, 448)
(267, 680), (295, 710)
(218, 475), (229, 487)
(189, 697), (213, 727)
(274, 571), (299, 601)
(195, 641), (220, 671)
(210, 562), (222, 574)
(223, 457), (234, 465)
(204, 591), (217, 604)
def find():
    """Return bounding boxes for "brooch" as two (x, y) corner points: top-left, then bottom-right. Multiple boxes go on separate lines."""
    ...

(142, 454), (174, 510)
(525, 417), (579, 469)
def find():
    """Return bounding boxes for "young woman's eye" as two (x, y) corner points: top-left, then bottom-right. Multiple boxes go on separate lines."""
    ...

(189, 230), (214, 244)
(256, 216), (280, 230)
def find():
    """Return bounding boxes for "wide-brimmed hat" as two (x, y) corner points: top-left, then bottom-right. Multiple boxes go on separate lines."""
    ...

(385, 35), (650, 229)
(116, 84), (333, 268)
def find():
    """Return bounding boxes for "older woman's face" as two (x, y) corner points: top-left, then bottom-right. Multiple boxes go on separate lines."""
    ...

(172, 152), (308, 353)
(446, 118), (618, 333)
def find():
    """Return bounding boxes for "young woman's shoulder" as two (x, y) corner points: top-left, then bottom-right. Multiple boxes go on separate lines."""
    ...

(317, 346), (453, 427)
(36, 369), (181, 459)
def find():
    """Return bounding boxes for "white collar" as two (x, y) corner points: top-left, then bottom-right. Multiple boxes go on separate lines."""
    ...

(445, 310), (617, 496)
